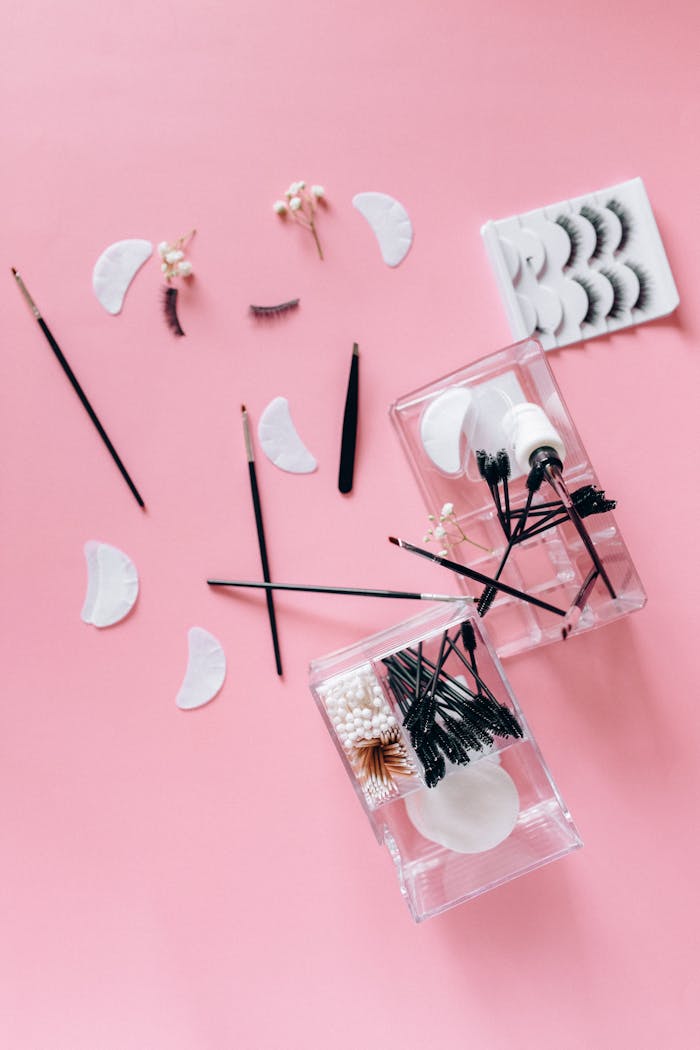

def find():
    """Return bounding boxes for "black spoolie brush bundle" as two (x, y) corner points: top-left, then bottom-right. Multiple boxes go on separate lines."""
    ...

(474, 448), (617, 616)
(381, 622), (522, 788)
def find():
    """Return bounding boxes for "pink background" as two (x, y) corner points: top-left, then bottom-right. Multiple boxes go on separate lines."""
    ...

(2, 1), (699, 1046)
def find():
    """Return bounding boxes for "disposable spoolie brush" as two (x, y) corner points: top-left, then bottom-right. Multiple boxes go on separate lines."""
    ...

(241, 405), (283, 676)
(503, 403), (617, 600)
(388, 536), (567, 617)
(11, 268), (145, 509)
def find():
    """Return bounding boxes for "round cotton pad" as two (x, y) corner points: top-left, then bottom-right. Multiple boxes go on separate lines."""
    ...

(419, 387), (473, 474)
(405, 761), (519, 853)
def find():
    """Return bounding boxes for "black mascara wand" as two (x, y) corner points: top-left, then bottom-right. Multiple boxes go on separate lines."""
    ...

(11, 268), (146, 509)
(241, 405), (283, 676)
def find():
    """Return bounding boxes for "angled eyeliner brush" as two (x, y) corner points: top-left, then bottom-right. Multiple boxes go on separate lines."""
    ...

(241, 405), (283, 676)
(11, 268), (145, 508)
(207, 579), (471, 603)
(388, 536), (566, 617)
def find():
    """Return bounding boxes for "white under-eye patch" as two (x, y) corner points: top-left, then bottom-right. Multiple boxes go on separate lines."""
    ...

(176, 627), (226, 710)
(92, 239), (153, 315)
(352, 192), (413, 267)
(258, 396), (317, 474)
(419, 387), (473, 474)
(81, 541), (139, 628)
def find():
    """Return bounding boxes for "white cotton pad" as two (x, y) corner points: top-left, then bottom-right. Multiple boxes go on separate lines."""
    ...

(419, 387), (473, 474)
(257, 396), (318, 474)
(176, 627), (226, 710)
(92, 239), (153, 315)
(352, 192), (413, 267)
(405, 761), (519, 853)
(81, 541), (139, 628)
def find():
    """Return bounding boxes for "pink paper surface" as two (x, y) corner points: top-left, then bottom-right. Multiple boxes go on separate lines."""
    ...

(2, 1), (699, 1047)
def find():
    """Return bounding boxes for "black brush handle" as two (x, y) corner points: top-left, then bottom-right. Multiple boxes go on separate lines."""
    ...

(338, 344), (359, 494)
(38, 317), (145, 508)
(248, 460), (283, 676)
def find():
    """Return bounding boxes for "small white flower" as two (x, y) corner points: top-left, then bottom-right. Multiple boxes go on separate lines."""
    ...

(273, 200), (288, 214)
(427, 514), (435, 521)
(289, 196), (302, 211)
(434, 525), (447, 539)
(437, 549), (448, 557)
(165, 249), (184, 264)
(158, 241), (171, 257)
(161, 262), (169, 273)
(423, 533), (432, 543)
(311, 185), (325, 199)
(177, 260), (193, 277)
(440, 502), (454, 517)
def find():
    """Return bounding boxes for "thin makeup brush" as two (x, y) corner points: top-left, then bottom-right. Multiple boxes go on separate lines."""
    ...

(11, 268), (145, 508)
(338, 343), (359, 494)
(388, 536), (566, 617)
(241, 405), (283, 676)
(207, 579), (472, 603)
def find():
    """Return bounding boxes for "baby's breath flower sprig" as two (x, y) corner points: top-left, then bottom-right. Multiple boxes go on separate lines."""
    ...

(273, 181), (326, 260)
(423, 502), (492, 557)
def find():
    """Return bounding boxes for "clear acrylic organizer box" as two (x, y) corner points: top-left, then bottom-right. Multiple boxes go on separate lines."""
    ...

(309, 602), (581, 922)
(389, 337), (646, 658)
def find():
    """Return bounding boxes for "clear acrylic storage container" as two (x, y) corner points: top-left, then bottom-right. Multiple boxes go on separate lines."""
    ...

(309, 602), (581, 922)
(389, 337), (646, 657)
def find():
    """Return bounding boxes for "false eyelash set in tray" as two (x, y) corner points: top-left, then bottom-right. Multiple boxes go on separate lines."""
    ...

(309, 177), (676, 921)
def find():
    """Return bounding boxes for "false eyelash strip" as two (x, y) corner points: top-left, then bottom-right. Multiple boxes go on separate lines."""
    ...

(580, 205), (608, 260)
(555, 215), (581, 268)
(625, 261), (652, 311)
(572, 275), (601, 325)
(606, 198), (633, 252)
(249, 298), (300, 316)
(162, 286), (185, 336)
(600, 268), (627, 319)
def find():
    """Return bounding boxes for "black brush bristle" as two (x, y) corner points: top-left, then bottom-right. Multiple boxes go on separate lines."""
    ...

(496, 449), (511, 481)
(250, 298), (300, 317)
(477, 586), (497, 617)
(580, 205), (608, 260)
(572, 275), (601, 325)
(162, 286), (185, 336)
(572, 484), (617, 517)
(555, 214), (581, 268)
(600, 268), (627, 319)
(460, 620), (477, 654)
(475, 449), (489, 479)
(526, 462), (545, 492)
(625, 262), (651, 312)
(606, 199), (633, 253)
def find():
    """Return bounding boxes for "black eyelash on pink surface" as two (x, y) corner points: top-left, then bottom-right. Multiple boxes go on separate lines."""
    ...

(250, 298), (300, 317)
(162, 286), (185, 336)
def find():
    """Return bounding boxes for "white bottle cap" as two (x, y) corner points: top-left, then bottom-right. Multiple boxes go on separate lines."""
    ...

(501, 402), (566, 473)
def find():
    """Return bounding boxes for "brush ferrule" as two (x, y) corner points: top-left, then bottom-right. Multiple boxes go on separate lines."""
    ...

(12, 271), (41, 318)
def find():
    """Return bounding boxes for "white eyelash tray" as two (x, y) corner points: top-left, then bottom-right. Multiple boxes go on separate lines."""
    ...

(481, 177), (679, 350)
